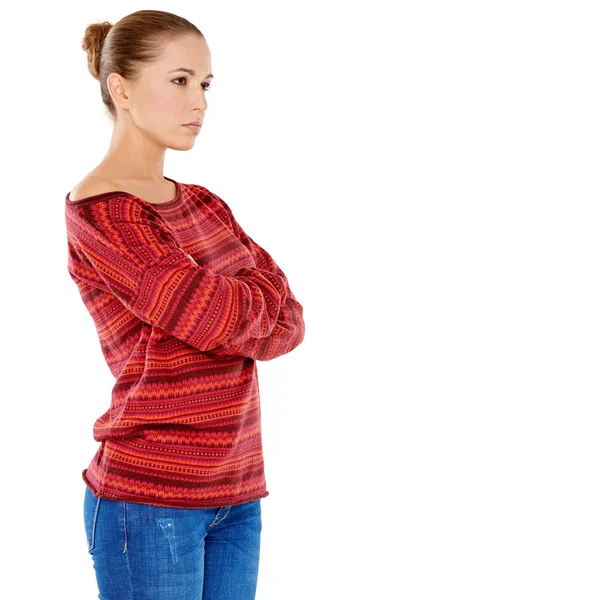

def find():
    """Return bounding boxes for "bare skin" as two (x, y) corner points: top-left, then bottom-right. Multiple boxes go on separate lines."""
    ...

(70, 33), (213, 204)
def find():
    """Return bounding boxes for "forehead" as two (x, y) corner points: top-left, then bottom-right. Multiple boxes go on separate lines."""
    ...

(152, 34), (212, 75)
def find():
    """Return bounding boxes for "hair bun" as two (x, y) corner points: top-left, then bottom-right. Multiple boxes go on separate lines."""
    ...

(81, 21), (113, 80)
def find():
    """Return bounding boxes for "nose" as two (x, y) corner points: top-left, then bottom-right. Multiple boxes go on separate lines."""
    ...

(194, 87), (208, 111)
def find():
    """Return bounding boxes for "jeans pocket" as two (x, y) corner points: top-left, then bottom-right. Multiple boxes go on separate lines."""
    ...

(84, 488), (101, 554)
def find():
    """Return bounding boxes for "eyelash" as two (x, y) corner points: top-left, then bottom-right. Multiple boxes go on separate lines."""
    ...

(172, 77), (211, 91)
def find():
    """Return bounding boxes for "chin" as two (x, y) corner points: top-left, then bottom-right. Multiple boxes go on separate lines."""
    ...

(150, 128), (197, 151)
(169, 139), (196, 151)
(166, 132), (197, 151)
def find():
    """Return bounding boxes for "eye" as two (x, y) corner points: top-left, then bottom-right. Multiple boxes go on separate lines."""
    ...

(172, 77), (212, 92)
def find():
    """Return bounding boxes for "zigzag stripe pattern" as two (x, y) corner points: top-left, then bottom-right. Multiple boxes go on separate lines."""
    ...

(65, 179), (305, 508)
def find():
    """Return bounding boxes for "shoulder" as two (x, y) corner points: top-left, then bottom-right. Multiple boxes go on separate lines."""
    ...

(66, 175), (154, 220)
(66, 177), (169, 236)
(69, 175), (123, 202)
(190, 183), (233, 216)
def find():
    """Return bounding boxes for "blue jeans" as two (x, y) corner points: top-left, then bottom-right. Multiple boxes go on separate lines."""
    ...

(83, 486), (262, 599)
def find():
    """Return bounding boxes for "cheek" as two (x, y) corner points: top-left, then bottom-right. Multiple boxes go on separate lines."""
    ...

(138, 86), (181, 126)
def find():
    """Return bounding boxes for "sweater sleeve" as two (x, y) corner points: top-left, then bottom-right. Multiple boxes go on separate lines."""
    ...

(66, 195), (288, 353)
(203, 192), (306, 361)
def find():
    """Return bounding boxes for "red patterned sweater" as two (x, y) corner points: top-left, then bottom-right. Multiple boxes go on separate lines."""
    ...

(64, 177), (305, 508)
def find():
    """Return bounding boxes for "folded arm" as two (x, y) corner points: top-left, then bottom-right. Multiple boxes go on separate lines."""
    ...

(203, 192), (306, 361)
(66, 195), (288, 353)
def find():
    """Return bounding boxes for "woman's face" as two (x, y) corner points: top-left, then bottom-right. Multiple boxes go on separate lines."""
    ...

(110, 33), (213, 150)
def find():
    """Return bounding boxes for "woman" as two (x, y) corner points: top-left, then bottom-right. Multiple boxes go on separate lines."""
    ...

(65, 10), (305, 599)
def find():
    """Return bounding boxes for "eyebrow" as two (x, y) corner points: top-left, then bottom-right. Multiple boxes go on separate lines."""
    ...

(168, 68), (214, 79)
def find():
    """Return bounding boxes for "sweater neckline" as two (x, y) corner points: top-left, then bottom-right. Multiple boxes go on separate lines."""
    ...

(65, 176), (183, 208)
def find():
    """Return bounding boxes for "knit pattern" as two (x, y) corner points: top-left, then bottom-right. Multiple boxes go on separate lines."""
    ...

(65, 181), (305, 507)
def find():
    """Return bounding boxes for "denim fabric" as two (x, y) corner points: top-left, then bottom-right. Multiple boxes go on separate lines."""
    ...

(83, 486), (262, 599)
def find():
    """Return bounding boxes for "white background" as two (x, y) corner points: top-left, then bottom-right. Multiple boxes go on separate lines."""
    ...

(1, 1), (599, 598)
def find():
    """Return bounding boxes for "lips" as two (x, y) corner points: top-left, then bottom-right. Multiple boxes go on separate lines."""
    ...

(183, 121), (202, 126)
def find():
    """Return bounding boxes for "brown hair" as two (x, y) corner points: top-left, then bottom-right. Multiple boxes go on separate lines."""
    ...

(81, 10), (203, 120)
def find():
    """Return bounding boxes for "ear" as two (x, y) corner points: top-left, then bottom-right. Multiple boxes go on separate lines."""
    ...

(107, 72), (131, 111)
